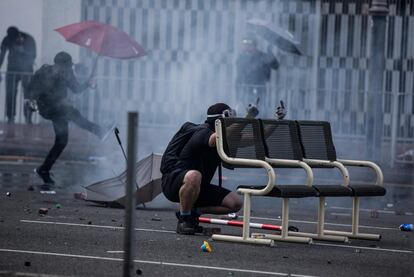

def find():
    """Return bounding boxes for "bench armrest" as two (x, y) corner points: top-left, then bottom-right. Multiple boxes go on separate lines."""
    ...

(337, 159), (384, 186)
(303, 159), (350, 186)
(265, 158), (314, 187)
(215, 119), (276, 196)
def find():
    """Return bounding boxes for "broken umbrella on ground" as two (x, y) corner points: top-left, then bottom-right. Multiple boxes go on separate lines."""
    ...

(79, 153), (162, 207)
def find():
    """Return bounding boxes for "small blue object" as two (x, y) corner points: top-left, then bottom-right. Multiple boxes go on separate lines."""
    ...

(399, 224), (413, 232)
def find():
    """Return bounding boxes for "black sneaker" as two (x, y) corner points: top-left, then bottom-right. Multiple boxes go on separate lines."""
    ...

(176, 215), (196, 235)
(175, 211), (203, 233)
(34, 168), (55, 184)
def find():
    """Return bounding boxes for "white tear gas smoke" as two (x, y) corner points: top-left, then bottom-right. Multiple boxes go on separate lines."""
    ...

(62, 0), (412, 208)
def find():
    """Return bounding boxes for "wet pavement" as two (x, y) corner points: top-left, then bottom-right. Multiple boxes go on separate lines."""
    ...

(0, 159), (413, 277)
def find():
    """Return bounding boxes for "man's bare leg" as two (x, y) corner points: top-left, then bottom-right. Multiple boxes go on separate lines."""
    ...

(199, 191), (242, 215)
(176, 170), (202, 235)
(178, 170), (201, 212)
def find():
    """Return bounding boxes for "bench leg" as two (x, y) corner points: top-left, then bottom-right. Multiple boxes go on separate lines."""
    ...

(324, 197), (381, 240)
(252, 198), (313, 244)
(242, 193), (251, 240)
(292, 197), (348, 242)
(212, 193), (274, 246)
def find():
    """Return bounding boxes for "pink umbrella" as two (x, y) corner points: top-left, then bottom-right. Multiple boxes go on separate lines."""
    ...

(55, 21), (146, 59)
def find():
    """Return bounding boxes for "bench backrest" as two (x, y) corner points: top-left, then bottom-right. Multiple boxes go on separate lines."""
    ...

(220, 117), (266, 161)
(260, 119), (304, 162)
(296, 120), (337, 161)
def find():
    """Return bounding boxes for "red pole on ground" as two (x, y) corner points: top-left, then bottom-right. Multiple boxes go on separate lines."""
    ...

(199, 217), (282, 231)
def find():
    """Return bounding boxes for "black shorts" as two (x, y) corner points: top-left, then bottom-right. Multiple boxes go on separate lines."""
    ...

(161, 169), (231, 207)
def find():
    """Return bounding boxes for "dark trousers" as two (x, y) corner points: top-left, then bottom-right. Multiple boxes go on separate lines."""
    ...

(5, 71), (32, 123)
(39, 106), (102, 172)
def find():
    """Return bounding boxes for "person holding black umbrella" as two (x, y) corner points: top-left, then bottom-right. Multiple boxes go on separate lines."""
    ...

(235, 33), (279, 117)
(29, 51), (114, 186)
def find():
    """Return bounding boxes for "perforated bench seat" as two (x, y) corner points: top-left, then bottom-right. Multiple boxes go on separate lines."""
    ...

(313, 185), (353, 197)
(348, 185), (386, 197)
(237, 185), (317, 198)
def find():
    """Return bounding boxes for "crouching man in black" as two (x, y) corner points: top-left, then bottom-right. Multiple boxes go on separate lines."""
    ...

(161, 103), (253, 235)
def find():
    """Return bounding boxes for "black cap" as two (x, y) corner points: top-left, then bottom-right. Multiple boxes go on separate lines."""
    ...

(7, 26), (19, 38)
(207, 103), (230, 117)
(54, 52), (73, 67)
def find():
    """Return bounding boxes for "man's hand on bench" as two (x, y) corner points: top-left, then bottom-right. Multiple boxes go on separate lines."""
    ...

(246, 104), (259, 118)
(275, 105), (286, 120)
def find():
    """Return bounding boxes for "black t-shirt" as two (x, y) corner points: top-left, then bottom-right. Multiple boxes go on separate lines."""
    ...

(175, 127), (220, 185)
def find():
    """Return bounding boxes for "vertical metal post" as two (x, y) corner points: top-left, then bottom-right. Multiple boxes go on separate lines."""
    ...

(367, 0), (389, 161)
(311, 0), (321, 120)
(390, 92), (399, 167)
(123, 112), (139, 277)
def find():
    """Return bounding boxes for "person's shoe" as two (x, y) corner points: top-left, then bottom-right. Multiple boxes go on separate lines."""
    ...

(99, 123), (116, 141)
(34, 168), (55, 184)
(175, 211), (203, 233)
(176, 215), (196, 235)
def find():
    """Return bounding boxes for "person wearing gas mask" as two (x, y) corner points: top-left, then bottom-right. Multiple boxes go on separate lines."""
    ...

(160, 103), (267, 235)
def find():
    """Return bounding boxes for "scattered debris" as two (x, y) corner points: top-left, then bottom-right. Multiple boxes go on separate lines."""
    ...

(399, 224), (413, 232)
(27, 185), (34, 191)
(201, 241), (212, 253)
(6, 192), (11, 197)
(288, 225), (299, 232)
(227, 213), (238, 219)
(38, 208), (48, 215)
(24, 261), (31, 267)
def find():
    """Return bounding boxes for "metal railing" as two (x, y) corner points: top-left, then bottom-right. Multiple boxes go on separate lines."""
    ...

(1, 71), (412, 166)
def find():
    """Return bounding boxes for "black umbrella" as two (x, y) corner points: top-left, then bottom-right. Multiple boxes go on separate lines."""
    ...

(82, 153), (162, 207)
(247, 19), (302, 55)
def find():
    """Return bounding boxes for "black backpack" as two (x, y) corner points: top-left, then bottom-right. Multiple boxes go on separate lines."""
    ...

(27, 64), (55, 102)
(160, 122), (207, 174)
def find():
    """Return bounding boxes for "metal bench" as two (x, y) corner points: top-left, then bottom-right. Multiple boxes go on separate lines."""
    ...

(296, 120), (386, 240)
(258, 119), (350, 242)
(213, 117), (313, 245)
